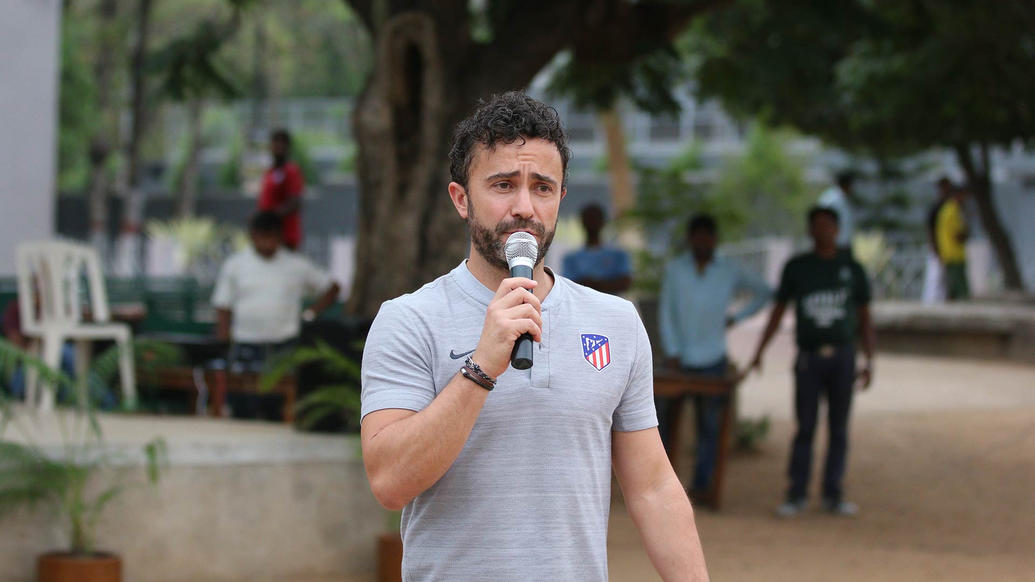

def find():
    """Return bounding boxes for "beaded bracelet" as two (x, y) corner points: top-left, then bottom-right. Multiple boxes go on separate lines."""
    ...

(463, 356), (497, 386)
(460, 366), (494, 391)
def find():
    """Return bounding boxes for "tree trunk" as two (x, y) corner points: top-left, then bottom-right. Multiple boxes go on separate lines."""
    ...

(346, 12), (465, 319)
(177, 98), (205, 218)
(85, 0), (121, 259)
(599, 106), (636, 218)
(954, 143), (1024, 291)
(341, 1), (711, 317)
(115, 0), (154, 276)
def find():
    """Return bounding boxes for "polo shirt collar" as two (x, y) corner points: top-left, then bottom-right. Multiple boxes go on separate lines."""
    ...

(451, 260), (565, 310)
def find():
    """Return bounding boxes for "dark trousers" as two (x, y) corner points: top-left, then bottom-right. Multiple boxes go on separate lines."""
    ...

(787, 345), (855, 502)
(226, 340), (294, 420)
(656, 357), (727, 491)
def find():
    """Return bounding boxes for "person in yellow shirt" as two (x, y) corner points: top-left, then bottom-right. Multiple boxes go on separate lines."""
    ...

(935, 186), (970, 300)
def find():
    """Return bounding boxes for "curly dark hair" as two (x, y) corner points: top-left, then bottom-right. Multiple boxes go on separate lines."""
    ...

(448, 91), (571, 190)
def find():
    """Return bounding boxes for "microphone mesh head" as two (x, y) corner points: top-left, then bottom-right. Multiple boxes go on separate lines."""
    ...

(505, 232), (539, 267)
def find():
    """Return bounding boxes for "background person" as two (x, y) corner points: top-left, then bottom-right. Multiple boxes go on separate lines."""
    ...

(749, 206), (876, 518)
(562, 203), (632, 294)
(212, 211), (339, 419)
(922, 178), (953, 303)
(360, 92), (709, 581)
(657, 213), (772, 504)
(257, 129), (305, 251)
(935, 184), (971, 300)
(817, 171), (857, 252)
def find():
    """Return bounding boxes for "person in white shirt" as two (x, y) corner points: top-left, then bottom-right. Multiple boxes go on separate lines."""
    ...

(212, 211), (340, 419)
(817, 171), (857, 251)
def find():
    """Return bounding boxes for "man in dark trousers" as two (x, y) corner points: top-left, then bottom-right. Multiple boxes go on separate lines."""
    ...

(257, 129), (305, 250)
(749, 206), (876, 517)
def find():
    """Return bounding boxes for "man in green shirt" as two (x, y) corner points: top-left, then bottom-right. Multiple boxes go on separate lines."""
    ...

(749, 206), (876, 517)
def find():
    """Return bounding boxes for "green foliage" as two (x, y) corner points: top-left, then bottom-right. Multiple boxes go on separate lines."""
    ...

(148, 15), (243, 104)
(0, 340), (77, 403)
(88, 339), (187, 408)
(547, 47), (688, 115)
(261, 340), (362, 431)
(57, 12), (98, 192)
(688, 1), (1035, 154)
(734, 415), (769, 452)
(0, 338), (169, 555)
(291, 133), (321, 186)
(624, 143), (707, 294)
(626, 125), (813, 293)
(711, 124), (815, 240)
(218, 135), (244, 188)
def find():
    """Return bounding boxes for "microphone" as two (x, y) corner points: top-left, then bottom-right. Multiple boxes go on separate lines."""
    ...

(505, 232), (538, 370)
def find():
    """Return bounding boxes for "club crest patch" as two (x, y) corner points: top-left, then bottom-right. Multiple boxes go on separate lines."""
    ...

(581, 333), (612, 371)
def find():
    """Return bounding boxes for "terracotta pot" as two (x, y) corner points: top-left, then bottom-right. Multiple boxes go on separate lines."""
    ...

(38, 551), (121, 582)
(377, 532), (403, 582)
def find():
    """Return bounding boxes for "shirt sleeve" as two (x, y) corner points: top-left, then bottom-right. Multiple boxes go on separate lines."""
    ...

(731, 264), (774, 323)
(257, 171), (275, 210)
(852, 261), (872, 305)
(361, 300), (438, 419)
(211, 259), (236, 309)
(286, 164), (304, 197)
(775, 259), (796, 303)
(614, 249), (632, 277)
(612, 308), (659, 432)
(300, 258), (334, 297)
(657, 261), (681, 359)
(562, 251), (580, 281)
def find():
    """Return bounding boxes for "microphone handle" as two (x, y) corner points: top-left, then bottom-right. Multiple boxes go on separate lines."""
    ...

(509, 264), (534, 370)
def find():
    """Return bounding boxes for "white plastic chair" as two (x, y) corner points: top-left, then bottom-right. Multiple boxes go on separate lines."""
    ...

(15, 240), (136, 411)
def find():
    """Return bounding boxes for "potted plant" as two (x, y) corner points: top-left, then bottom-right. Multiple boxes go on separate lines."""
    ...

(0, 339), (167, 582)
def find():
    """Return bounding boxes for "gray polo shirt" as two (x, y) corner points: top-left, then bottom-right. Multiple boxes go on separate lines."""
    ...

(361, 261), (657, 582)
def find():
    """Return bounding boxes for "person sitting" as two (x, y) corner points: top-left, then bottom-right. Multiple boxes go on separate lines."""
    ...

(211, 211), (340, 420)
(562, 203), (632, 294)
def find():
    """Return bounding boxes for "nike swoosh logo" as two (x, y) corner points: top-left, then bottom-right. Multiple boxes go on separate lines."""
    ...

(449, 349), (475, 360)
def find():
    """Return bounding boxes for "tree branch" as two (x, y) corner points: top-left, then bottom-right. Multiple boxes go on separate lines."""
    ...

(345, 0), (375, 32)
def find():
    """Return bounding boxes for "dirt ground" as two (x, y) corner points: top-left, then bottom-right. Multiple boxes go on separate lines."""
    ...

(291, 321), (1035, 582)
(607, 322), (1035, 582)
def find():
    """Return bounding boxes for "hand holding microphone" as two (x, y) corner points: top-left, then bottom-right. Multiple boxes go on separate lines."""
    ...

(469, 232), (541, 379)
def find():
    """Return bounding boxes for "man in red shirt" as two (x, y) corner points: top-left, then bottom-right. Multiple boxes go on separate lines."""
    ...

(258, 129), (305, 250)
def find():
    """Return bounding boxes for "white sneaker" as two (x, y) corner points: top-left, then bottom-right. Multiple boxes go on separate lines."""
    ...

(775, 499), (806, 518)
(823, 499), (859, 516)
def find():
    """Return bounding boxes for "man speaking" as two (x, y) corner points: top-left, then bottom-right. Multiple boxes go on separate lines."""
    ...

(360, 92), (708, 581)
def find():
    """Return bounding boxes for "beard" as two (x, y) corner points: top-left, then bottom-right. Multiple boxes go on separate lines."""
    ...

(468, 201), (555, 271)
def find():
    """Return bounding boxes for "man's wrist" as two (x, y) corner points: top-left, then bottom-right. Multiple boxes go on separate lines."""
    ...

(302, 308), (317, 322)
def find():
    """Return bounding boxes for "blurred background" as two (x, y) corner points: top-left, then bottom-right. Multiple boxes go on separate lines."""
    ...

(1, 1), (1033, 581)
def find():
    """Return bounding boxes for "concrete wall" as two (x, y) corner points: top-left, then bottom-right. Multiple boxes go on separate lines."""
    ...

(0, 0), (60, 276)
(0, 416), (385, 582)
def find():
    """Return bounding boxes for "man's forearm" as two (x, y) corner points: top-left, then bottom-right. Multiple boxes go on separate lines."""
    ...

(215, 309), (231, 341)
(363, 373), (490, 509)
(626, 476), (710, 581)
(858, 306), (875, 362)
(310, 283), (341, 315)
(752, 303), (786, 360)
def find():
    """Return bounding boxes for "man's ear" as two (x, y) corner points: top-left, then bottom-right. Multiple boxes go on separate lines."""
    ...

(448, 182), (469, 219)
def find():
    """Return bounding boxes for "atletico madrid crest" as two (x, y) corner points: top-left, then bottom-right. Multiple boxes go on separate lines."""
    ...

(581, 333), (611, 371)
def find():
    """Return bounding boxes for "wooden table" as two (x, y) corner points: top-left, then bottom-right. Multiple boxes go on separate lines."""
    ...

(654, 368), (742, 509)
(147, 366), (297, 422)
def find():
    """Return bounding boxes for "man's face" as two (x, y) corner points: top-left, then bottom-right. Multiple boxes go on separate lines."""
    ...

(250, 230), (282, 259)
(809, 213), (839, 248)
(271, 138), (289, 164)
(689, 229), (717, 263)
(451, 138), (566, 270)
